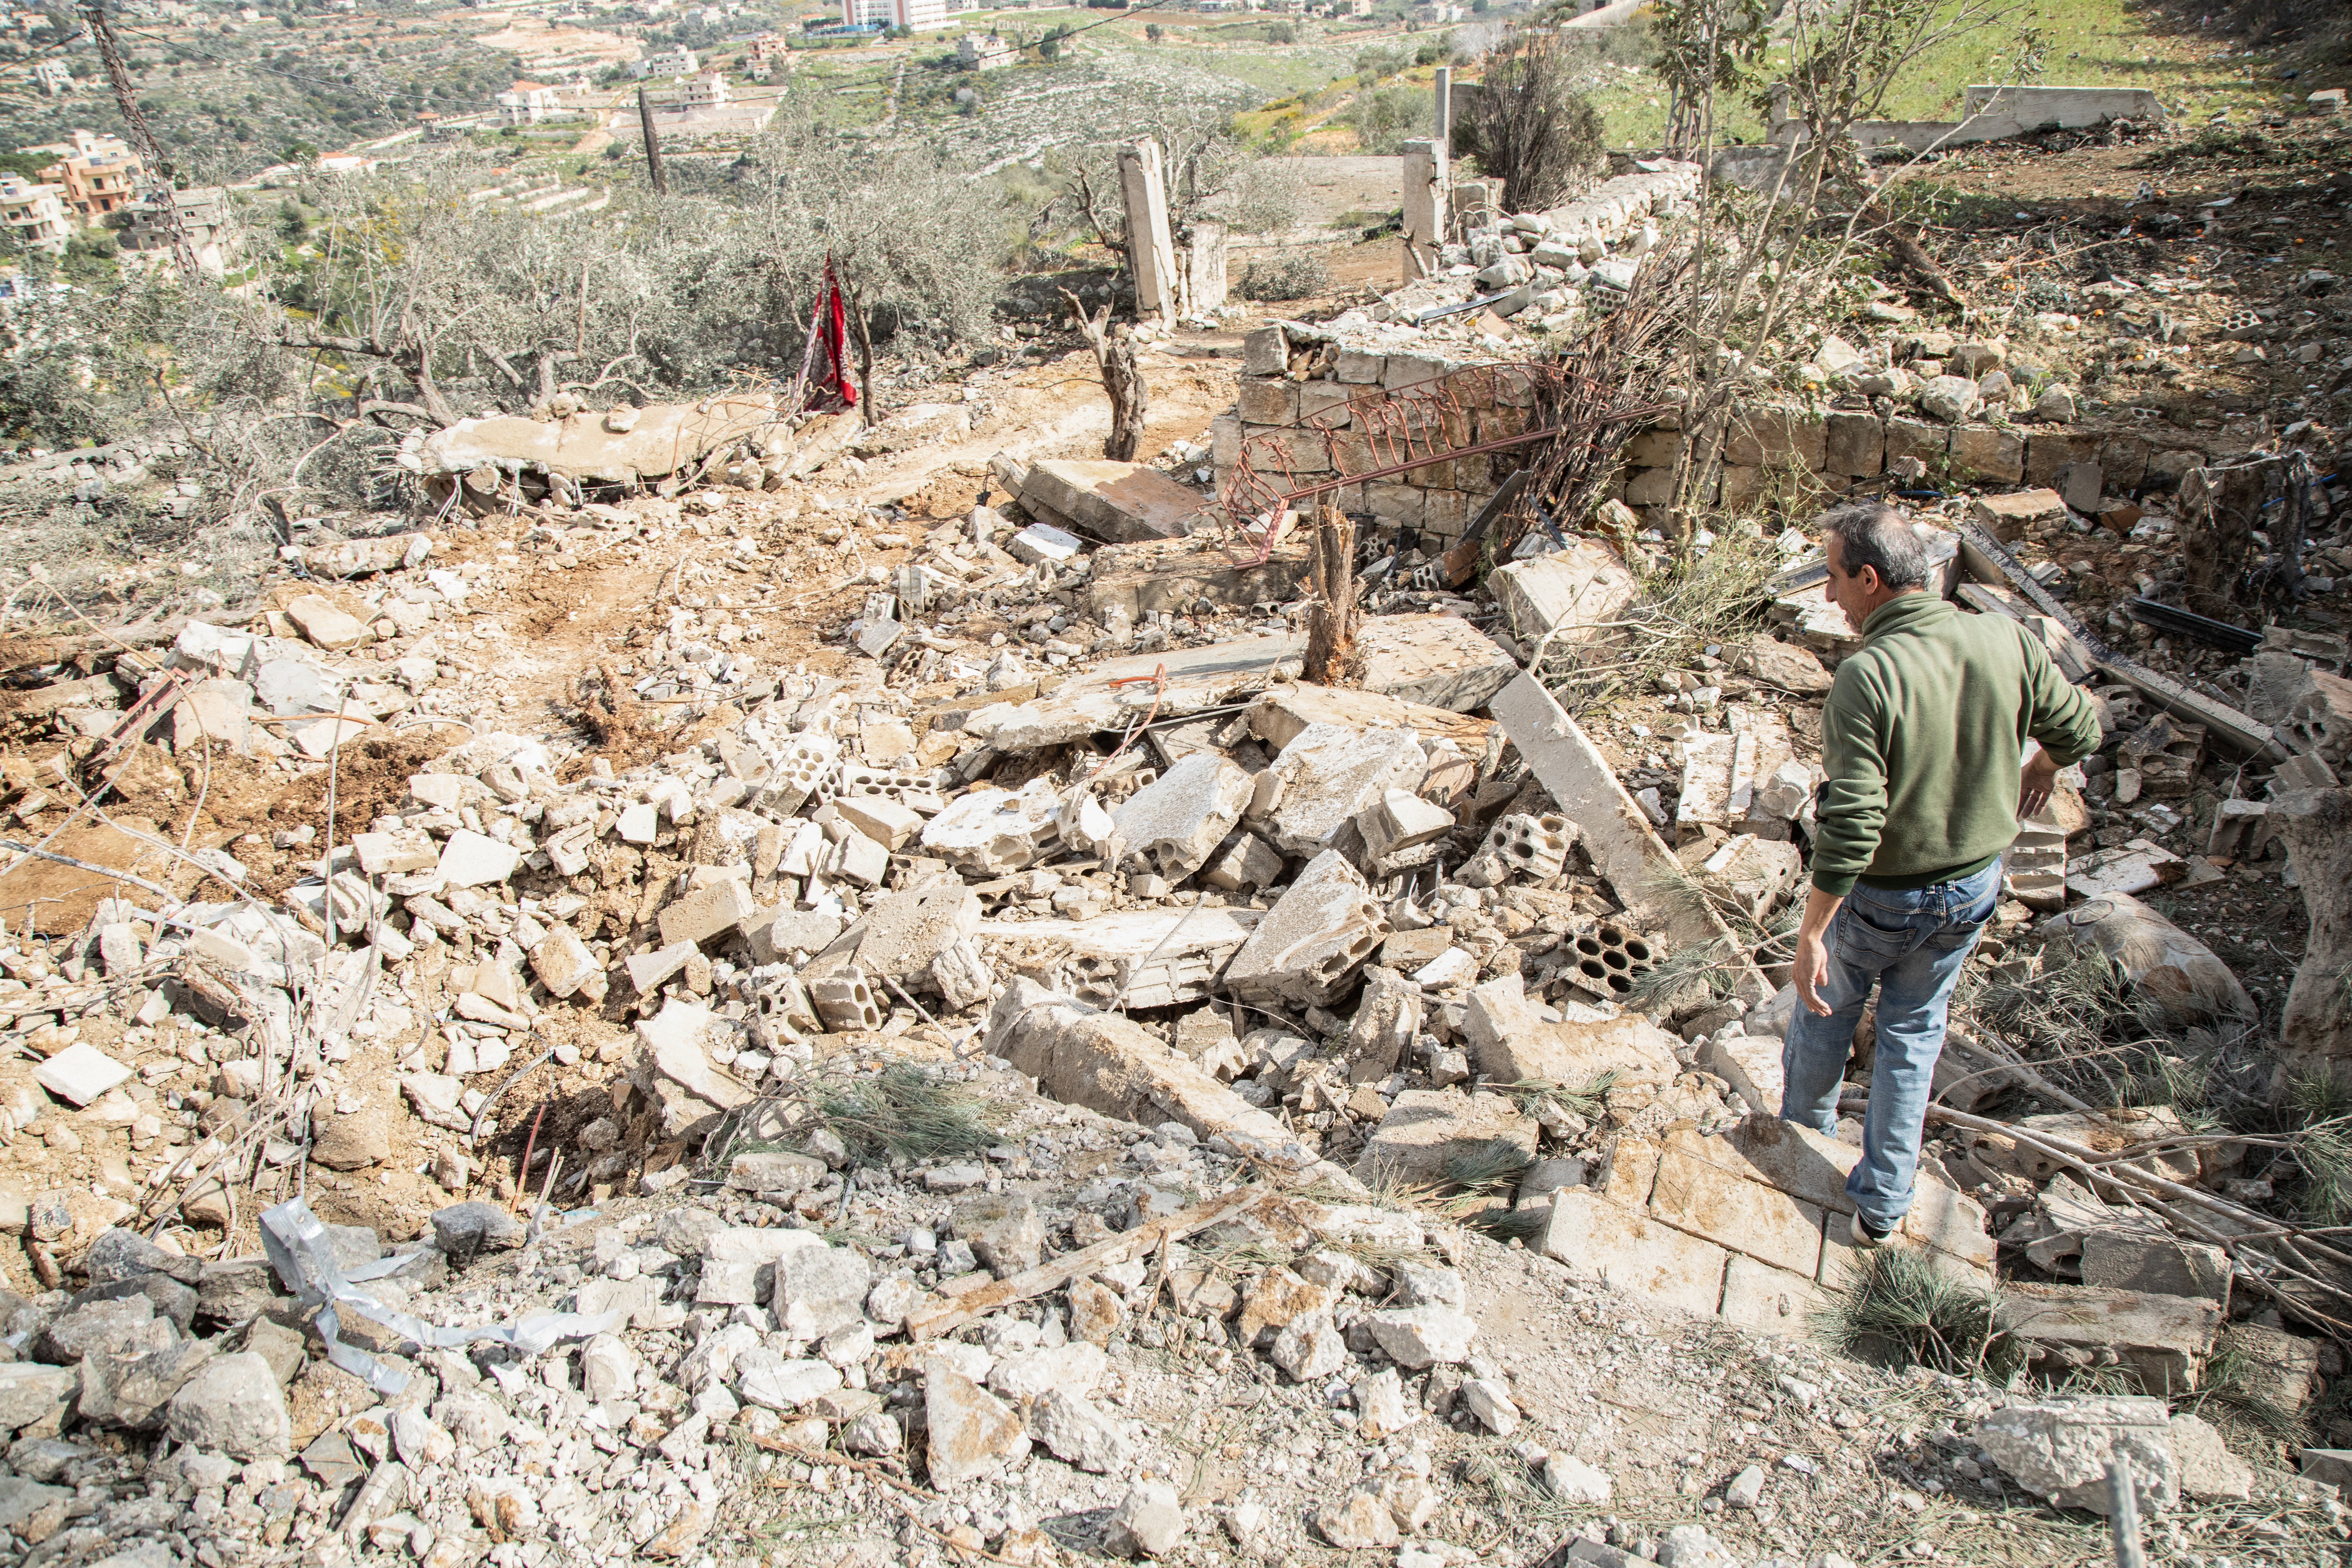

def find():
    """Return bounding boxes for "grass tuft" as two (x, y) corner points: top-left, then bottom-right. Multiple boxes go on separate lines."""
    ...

(1814, 1247), (2024, 1382)
(810, 1062), (1000, 1165)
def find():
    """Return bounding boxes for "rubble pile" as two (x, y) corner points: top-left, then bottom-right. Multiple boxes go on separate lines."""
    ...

(1, 117), (2350, 1568)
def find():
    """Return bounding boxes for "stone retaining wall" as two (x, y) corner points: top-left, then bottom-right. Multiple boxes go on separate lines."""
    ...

(1217, 340), (2238, 538)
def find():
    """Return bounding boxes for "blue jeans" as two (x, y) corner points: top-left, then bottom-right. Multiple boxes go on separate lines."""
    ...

(1780, 858), (2000, 1231)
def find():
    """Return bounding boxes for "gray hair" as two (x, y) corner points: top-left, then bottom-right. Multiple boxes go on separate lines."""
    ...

(1818, 502), (1931, 591)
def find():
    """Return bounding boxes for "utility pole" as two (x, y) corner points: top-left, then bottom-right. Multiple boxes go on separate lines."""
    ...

(637, 86), (667, 198)
(74, 0), (198, 278)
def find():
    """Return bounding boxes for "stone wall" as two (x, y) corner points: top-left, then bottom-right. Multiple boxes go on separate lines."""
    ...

(1211, 340), (1547, 543)
(1216, 337), (2234, 539)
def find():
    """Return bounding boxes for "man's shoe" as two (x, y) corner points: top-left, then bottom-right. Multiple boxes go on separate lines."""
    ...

(1850, 1212), (1895, 1249)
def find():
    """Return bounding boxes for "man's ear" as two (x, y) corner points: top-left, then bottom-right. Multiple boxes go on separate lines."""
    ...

(1854, 564), (1881, 596)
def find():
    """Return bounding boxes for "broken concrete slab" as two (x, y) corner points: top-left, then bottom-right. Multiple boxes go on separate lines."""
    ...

(1353, 1088), (1538, 1187)
(1490, 540), (1640, 651)
(1489, 674), (1768, 1001)
(855, 882), (983, 983)
(920, 779), (1063, 874)
(1245, 683), (1495, 759)
(1352, 614), (1520, 713)
(961, 636), (1304, 751)
(985, 979), (1329, 1176)
(1221, 850), (1390, 1009)
(631, 999), (754, 1138)
(1113, 753), (1252, 879)
(1084, 535), (1312, 622)
(979, 906), (1260, 1011)
(1976, 1395), (2177, 1516)
(1019, 459), (1207, 544)
(417, 396), (784, 487)
(1258, 724), (1429, 859)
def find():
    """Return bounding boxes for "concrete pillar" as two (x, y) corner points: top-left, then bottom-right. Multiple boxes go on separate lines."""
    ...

(1185, 219), (1229, 318)
(1117, 139), (1178, 323)
(1401, 137), (1448, 283)
(1434, 66), (1451, 148)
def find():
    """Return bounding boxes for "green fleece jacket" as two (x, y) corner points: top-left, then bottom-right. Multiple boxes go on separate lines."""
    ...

(1810, 592), (2102, 898)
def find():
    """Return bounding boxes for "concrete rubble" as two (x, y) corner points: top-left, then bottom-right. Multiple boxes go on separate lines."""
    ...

(4, 110), (2351, 1568)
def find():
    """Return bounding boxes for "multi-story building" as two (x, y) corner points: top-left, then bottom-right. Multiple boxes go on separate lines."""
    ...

(630, 46), (697, 78)
(646, 70), (730, 109)
(0, 176), (72, 253)
(495, 81), (567, 123)
(955, 31), (1013, 68)
(839, 0), (947, 28)
(31, 60), (71, 97)
(119, 185), (236, 276)
(24, 130), (144, 223)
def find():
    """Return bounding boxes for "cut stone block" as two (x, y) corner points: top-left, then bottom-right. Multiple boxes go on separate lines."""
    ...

(1993, 1284), (2222, 1395)
(1083, 534), (1312, 622)
(1113, 753), (1252, 879)
(1647, 1143), (1826, 1277)
(1353, 614), (1519, 713)
(1352, 1088), (1538, 1187)
(1490, 540), (1640, 650)
(1355, 789), (1454, 869)
(1199, 833), (1285, 893)
(1717, 1255), (1830, 1338)
(1019, 459), (1206, 544)
(984, 979), (1314, 1170)
(1469, 1012), (1681, 1094)
(1969, 488), (2067, 539)
(1221, 850), (1389, 1009)
(2078, 1232), (2231, 1304)
(1538, 1189), (1728, 1319)
(658, 877), (757, 948)
(285, 595), (371, 651)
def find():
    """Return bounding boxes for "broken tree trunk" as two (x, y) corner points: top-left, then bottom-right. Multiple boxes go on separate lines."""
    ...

(1303, 505), (1359, 686)
(846, 282), (878, 430)
(2270, 786), (2352, 1089)
(1062, 291), (1148, 462)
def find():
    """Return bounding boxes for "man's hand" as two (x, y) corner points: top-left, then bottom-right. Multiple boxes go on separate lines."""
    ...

(2019, 748), (2061, 820)
(1793, 885), (1844, 1018)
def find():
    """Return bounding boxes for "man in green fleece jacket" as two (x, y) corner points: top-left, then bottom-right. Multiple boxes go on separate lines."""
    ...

(1783, 502), (2102, 1248)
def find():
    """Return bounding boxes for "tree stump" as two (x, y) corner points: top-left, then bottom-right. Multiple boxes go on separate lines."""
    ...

(1303, 506), (1359, 687)
(1062, 291), (1149, 463)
